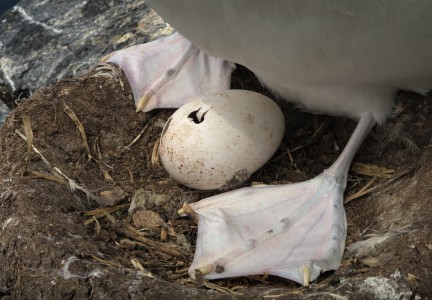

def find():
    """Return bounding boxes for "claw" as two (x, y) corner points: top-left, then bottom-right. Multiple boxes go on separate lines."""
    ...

(100, 52), (115, 63)
(136, 94), (150, 113)
(191, 264), (215, 280)
(303, 263), (311, 286)
(178, 203), (199, 223)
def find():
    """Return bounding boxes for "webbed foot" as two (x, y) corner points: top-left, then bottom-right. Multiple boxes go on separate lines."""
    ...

(187, 113), (376, 285)
(102, 32), (235, 112)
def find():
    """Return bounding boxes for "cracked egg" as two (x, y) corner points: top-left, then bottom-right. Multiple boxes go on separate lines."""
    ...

(158, 90), (285, 190)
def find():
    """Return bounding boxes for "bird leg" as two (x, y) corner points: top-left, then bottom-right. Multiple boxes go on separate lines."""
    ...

(101, 32), (235, 112)
(187, 113), (376, 285)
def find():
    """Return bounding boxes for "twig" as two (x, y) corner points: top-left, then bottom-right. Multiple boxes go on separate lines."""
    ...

(166, 270), (190, 280)
(203, 281), (243, 295)
(103, 210), (117, 224)
(117, 225), (184, 258)
(345, 167), (415, 204)
(117, 238), (150, 250)
(345, 177), (377, 203)
(84, 253), (124, 268)
(93, 216), (101, 234)
(121, 124), (150, 152)
(84, 204), (129, 219)
(262, 290), (303, 299)
(130, 258), (154, 278)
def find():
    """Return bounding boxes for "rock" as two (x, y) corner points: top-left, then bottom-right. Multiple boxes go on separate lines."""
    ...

(0, 100), (10, 125)
(0, 0), (173, 125)
(129, 189), (170, 214)
(99, 187), (127, 206)
(176, 234), (192, 252)
(132, 209), (166, 229)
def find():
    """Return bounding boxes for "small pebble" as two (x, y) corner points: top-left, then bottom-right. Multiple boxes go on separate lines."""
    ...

(129, 189), (170, 214)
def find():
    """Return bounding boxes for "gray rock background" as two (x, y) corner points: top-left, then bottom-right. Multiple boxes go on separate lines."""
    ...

(0, 0), (173, 126)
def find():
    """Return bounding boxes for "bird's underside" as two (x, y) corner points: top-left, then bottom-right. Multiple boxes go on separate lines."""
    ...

(147, 0), (432, 123)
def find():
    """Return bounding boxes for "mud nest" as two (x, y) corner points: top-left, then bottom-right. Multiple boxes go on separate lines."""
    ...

(0, 63), (431, 299)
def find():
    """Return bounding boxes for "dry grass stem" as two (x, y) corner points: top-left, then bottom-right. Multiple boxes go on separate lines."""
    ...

(63, 103), (91, 156)
(345, 167), (415, 204)
(151, 138), (161, 166)
(203, 281), (243, 295)
(85, 253), (124, 268)
(351, 162), (395, 179)
(122, 124), (150, 152)
(16, 129), (101, 201)
(63, 103), (114, 182)
(345, 177), (377, 203)
(85, 204), (128, 218)
(27, 170), (67, 185)
(22, 114), (33, 173)
(130, 258), (154, 278)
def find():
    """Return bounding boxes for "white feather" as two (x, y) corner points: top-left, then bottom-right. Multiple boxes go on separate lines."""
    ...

(148, 0), (432, 123)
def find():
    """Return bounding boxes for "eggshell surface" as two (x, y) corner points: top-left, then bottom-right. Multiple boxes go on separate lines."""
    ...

(159, 90), (285, 190)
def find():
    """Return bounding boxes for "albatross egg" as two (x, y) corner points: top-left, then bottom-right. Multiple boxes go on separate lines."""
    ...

(159, 90), (285, 190)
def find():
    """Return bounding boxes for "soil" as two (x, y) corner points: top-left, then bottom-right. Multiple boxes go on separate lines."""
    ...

(0, 62), (431, 299)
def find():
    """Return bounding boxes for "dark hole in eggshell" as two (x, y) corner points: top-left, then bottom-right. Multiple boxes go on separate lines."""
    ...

(188, 107), (209, 124)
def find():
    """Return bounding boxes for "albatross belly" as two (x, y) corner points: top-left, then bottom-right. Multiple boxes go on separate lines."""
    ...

(148, 0), (432, 122)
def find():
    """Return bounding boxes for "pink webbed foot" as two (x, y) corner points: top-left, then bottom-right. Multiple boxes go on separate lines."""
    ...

(189, 174), (347, 285)
(187, 113), (376, 286)
(102, 32), (235, 112)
